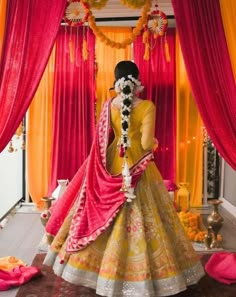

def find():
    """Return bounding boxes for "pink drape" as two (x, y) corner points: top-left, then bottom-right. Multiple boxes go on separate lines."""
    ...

(0, 0), (66, 153)
(172, 0), (236, 169)
(133, 28), (176, 182)
(48, 26), (96, 194)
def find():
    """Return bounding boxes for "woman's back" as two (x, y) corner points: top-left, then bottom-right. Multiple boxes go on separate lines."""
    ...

(106, 99), (155, 175)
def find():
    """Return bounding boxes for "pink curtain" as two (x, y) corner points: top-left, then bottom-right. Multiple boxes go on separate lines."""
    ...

(0, 0), (66, 153)
(133, 28), (176, 182)
(172, 0), (236, 169)
(48, 26), (96, 194)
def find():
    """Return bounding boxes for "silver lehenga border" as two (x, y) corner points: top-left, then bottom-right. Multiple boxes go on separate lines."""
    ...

(43, 250), (205, 297)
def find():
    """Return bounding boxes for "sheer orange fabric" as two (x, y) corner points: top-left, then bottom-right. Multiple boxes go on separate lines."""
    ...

(219, 0), (236, 80)
(95, 27), (132, 121)
(176, 35), (203, 207)
(0, 0), (7, 59)
(27, 47), (55, 209)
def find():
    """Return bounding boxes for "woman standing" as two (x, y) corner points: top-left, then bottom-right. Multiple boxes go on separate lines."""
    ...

(44, 60), (204, 296)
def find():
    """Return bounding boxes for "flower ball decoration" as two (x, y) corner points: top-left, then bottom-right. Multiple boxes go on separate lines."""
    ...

(148, 5), (168, 37)
(64, 0), (90, 27)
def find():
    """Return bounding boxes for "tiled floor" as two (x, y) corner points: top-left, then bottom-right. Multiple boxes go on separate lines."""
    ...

(0, 203), (235, 297)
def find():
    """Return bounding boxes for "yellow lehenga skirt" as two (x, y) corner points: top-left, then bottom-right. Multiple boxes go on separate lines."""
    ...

(44, 162), (204, 296)
(44, 101), (204, 296)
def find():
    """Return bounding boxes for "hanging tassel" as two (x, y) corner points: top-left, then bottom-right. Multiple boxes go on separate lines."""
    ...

(68, 37), (74, 63)
(142, 29), (149, 44)
(142, 29), (150, 61)
(120, 157), (136, 202)
(164, 37), (170, 63)
(144, 42), (150, 61)
(82, 38), (88, 61)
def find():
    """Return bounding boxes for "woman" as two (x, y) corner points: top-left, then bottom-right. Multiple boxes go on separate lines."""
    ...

(44, 60), (204, 296)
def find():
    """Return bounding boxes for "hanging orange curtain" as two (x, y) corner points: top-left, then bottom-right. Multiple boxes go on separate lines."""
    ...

(27, 47), (55, 209)
(176, 34), (203, 207)
(0, 0), (7, 59)
(219, 0), (236, 80)
(95, 27), (132, 120)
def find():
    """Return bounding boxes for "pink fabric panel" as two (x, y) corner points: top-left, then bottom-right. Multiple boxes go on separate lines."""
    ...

(0, 0), (66, 152)
(172, 0), (236, 169)
(133, 28), (176, 182)
(48, 26), (96, 194)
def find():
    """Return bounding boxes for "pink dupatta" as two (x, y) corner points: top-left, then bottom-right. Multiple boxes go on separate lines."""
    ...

(46, 100), (153, 253)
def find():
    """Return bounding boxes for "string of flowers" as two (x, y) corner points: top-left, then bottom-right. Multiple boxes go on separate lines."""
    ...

(88, 0), (108, 9)
(82, 0), (151, 49)
(114, 75), (142, 157)
(115, 75), (143, 202)
(120, 0), (146, 9)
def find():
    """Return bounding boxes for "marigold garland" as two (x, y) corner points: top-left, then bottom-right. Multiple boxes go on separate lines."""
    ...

(82, 0), (151, 49)
(88, 0), (108, 9)
(178, 211), (223, 243)
(120, 0), (146, 9)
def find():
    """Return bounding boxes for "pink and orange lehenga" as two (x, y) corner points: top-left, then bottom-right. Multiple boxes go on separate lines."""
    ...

(44, 99), (204, 297)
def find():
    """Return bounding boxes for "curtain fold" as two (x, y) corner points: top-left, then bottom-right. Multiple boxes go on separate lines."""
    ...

(0, 0), (7, 60)
(219, 0), (236, 80)
(176, 34), (203, 207)
(172, 0), (236, 170)
(48, 26), (96, 194)
(0, 0), (66, 153)
(133, 28), (176, 182)
(27, 47), (55, 209)
(95, 27), (132, 120)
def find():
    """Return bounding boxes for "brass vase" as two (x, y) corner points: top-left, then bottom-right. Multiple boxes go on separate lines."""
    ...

(207, 199), (224, 248)
(40, 197), (54, 226)
(176, 182), (190, 212)
(204, 226), (213, 250)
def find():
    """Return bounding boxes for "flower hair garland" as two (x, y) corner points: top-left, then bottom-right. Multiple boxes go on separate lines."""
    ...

(115, 75), (143, 203)
(114, 75), (142, 157)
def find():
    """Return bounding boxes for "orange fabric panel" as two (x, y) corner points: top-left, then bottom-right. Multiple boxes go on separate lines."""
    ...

(27, 47), (55, 209)
(95, 27), (132, 121)
(0, 0), (7, 59)
(175, 34), (203, 207)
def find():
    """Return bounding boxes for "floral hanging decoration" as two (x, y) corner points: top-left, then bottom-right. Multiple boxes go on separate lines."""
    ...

(64, 0), (90, 27)
(147, 5), (168, 38)
(142, 4), (169, 61)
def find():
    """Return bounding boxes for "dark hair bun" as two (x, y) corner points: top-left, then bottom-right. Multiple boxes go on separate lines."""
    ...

(114, 60), (139, 81)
